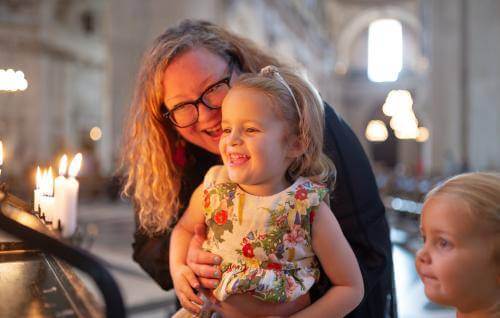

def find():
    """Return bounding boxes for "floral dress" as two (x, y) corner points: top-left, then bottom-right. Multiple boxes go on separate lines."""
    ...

(202, 165), (328, 303)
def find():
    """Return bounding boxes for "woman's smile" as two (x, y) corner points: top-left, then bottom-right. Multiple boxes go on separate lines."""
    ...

(202, 121), (223, 138)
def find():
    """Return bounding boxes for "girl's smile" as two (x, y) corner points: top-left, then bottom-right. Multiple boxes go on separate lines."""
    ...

(227, 152), (250, 167)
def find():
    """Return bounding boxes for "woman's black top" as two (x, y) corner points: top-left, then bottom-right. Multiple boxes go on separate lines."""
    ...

(132, 104), (396, 318)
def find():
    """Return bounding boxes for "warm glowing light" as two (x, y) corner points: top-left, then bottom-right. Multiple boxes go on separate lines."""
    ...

(416, 126), (430, 142)
(59, 155), (68, 176)
(365, 120), (388, 142)
(381, 90), (423, 140)
(0, 69), (29, 91)
(368, 19), (403, 82)
(394, 125), (419, 139)
(36, 166), (42, 189)
(382, 90), (413, 117)
(89, 126), (102, 141)
(68, 153), (82, 178)
(389, 111), (418, 131)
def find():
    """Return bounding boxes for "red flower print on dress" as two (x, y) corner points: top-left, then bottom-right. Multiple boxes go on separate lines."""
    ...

(266, 262), (282, 271)
(310, 210), (316, 224)
(294, 186), (308, 201)
(214, 210), (228, 225)
(204, 192), (210, 209)
(242, 243), (254, 258)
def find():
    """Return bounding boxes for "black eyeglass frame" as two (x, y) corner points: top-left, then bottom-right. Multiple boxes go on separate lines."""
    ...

(161, 61), (234, 128)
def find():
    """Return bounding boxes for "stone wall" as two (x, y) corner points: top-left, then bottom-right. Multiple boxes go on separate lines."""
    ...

(0, 0), (109, 180)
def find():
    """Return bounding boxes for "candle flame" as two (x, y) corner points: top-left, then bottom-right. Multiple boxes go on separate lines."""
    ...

(40, 168), (54, 196)
(36, 166), (41, 189)
(46, 167), (54, 196)
(59, 154), (68, 176)
(68, 153), (82, 178)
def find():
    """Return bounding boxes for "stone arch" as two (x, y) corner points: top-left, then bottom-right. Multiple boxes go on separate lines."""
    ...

(335, 6), (423, 74)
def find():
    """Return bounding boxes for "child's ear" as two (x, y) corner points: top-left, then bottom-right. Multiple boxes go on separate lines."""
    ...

(286, 135), (305, 158)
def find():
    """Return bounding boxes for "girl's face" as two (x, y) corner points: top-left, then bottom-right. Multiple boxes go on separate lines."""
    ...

(415, 195), (500, 313)
(163, 48), (234, 154)
(219, 88), (298, 196)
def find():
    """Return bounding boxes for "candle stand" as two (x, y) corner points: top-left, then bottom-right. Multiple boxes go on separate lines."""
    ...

(0, 185), (125, 318)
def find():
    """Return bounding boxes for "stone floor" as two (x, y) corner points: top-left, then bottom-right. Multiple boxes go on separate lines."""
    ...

(76, 200), (455, 318)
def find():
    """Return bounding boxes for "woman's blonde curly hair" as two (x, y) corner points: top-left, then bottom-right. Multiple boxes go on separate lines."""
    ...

(120, 20), (288, 235)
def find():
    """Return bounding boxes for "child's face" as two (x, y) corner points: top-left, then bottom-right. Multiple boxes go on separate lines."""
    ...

(219, 88), (297, 196)
(415, 195), (500, 312)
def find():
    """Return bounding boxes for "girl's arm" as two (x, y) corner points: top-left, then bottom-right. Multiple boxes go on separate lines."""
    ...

(291, 201), (364, 318)
(169, 184), (207, 314)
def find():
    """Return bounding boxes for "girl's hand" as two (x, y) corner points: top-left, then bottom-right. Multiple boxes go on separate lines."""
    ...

(172, 264), (204, 314)
(186, 223), (222, 289)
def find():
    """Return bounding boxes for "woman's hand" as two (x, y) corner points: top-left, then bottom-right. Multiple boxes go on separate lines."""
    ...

(186, 223), (222, 289)
(172, 264), (204, 314)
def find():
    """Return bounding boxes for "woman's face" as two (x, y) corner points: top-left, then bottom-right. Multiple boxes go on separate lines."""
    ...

(163, 47), (234, 154)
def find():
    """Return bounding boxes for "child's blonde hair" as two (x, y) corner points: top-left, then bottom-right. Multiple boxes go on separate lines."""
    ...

(426, 172), (500, 264)
(232, 66), (336, 184)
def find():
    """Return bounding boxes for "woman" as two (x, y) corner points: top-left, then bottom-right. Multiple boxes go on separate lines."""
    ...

(122, 19), (395, 317)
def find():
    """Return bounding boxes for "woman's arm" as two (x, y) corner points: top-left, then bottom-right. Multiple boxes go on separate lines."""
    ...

(170, 185), (205, 270)
(169, 185), (209, 313)
(132, 224), (174, 290)
(291, 201), (364, 318)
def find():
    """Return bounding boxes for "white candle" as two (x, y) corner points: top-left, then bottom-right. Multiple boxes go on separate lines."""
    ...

(39, 169), (48, 216)
(34, 166), (42, 212)
(60, 153), (82, 237)
(40, 168), (55, 222)
(54, 155), (68, 231)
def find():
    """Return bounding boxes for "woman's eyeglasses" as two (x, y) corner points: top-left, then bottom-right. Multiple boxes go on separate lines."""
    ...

(162, 62), (233, 128)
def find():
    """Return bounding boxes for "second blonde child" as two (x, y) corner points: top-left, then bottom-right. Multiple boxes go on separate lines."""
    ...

(416, 172), (500, 318)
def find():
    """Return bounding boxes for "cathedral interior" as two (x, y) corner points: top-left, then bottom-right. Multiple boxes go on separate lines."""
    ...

(0, 0), (499, 317)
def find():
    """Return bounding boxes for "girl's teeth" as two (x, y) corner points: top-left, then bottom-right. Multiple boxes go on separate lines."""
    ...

(228, 153), (249, 166)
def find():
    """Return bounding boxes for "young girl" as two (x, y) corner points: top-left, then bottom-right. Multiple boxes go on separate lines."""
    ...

(170, 66), (364, 317)
(416, 172), (500, 318)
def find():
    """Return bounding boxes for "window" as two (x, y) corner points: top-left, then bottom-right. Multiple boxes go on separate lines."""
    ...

(368, 19), (403, 82)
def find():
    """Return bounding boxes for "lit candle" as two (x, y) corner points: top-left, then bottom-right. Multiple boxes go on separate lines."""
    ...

(53, 155), (68, 231)
(34, 166), (42, 212)
(39, 169), (47, 215)
(60, 153), (82, 237)
(40, 168), (55, 223)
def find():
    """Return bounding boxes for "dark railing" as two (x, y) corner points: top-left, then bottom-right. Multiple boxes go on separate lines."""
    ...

(0, 186), (126, 318)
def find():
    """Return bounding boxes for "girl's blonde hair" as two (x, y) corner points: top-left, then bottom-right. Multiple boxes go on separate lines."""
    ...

(121, 20), (287, 235)
(232, 66), (335, 184)
(426, 172), (500, 264)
